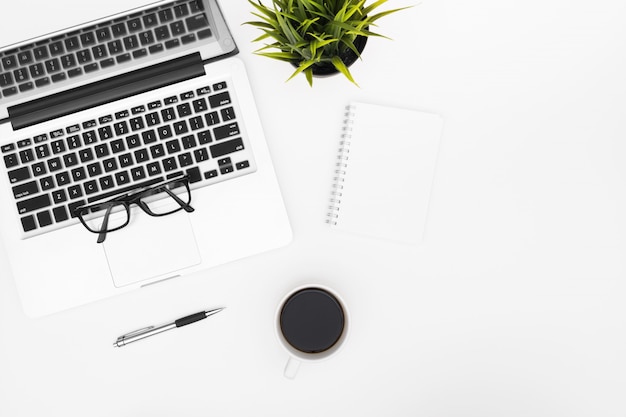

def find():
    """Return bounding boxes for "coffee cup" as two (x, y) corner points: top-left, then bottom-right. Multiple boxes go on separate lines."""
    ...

(275, 284), (349, 379)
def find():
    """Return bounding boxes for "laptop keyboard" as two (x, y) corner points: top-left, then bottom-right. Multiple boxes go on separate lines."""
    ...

(0, 0), (211, 101)
(2, 80), (255, 236)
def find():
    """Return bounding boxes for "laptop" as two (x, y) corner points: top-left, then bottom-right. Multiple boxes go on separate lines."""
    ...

(0, 0), (292, 317)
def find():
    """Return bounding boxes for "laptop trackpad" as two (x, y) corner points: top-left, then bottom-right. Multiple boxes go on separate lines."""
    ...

(103, 209), (202, 288)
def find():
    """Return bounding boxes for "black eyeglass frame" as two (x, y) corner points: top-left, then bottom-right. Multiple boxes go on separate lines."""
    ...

(75, 176), (195, 244)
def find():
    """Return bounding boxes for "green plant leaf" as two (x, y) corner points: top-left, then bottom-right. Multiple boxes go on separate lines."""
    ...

(331, 56), (359, 87)
(286, 60), (315, 82)
(305, 67), (313, 87)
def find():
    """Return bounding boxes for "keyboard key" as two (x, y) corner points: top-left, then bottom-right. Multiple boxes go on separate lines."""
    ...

(55, 172), (71, 187)
(2, 55), (17, 70)
(115, 171), (131, 185)
(150, 144), (165, 158)
(186, 14), (209, 31)
(84, 180), (99, 195)
(19, 149), (35, 164)
(159, 9), (174, 23)
(71, 167), (86, 182)
(166, 139), (181, 154)
(236, 160), (250, 170)
(32, 162), (46, 176)
(165, 39), (180, 50)
(178, 152), (193, 167)
(181, 34), (196, 45)
(68, 68), (83, 78)
(197, 29), (212, 40)
(116, 53), (131, 64)
(45, 58), (61, 73)
(8, 166), (30, 183)
(162, 157), (177, 171)
(28, 63), (44, 78)
(66, 135), (81, 149)
(204, 111), (219, 126)
(210, 137), (244, 158)
(131, 105), (146, 115)
(158, 125), (173, 140)
(141, 130), (157, 144)
(68, 200), (86, 218)
(61, 54), (77, 69)
(79, 148), (94, 162)
(221, 107), (236, 121)
(13, 68), (29, 82)
(197, 129), (212, 144)
(17, 139), (32, 148)
(129, 116), (144, 131)
(33, 46), (49, 60)
(123, 35), (139, 50)
(12, 180), (38, 199)
(21, 215), (37, 232)
(77, 49), (92, 64)
(161, 107), (176, 121)
(96, 27), (112, 42)
(68, 185), (83, 199)
(174, 4), (190, 17)
(80, 32), (96, 46)
(17, 50), (33, 65)
(84, 63), (99, 73)
(103, 158), (118, 172)
(214, 122), (240, 140)
(86, 162), (102, 177)
(133, 48), (148, 59)
(113, 121), (129, 135)
(147, 162), (161, 176)
(98, 126), (113, 140)
(190, 115), (206, 132)
(100, 58), (115, 68)
(64, 36), (81, 51)
(118, 153), (133, 167)
(139, 30), (155, 46)
(131, 166), (146, 181)
(47, 157), (62, 172)
(49, 41), (64, 56)
(63, 152), (78, 167)
(149, 43), (164, 54)
(110, 139), (125, 153)
(176, 103), (192, 117)
(50, 140), (66, 154)
(40, 176), (55, 191)
(35, 144), (50, 159)
(134, 148), (149, 163)
(17, 193), (51, 215)
(34, 133), (49, 143)
(127, 18), (142, 32)
(18, 82), (34, 92)
(53, 206), (69, 223)
(213, 81), (227, 91)
(170, 21), (186, 36)
(126, 134), (141, 149)
(111, 23), (127, 38)
(209, 91), (231, 108)
(99, 114), (113, 124)
(92, 45), (108, 60)
(51, 72), (67, 83)
(186, 166), (202, 183)
(190, 1), (205, 12)
(143, 13), (158, 28)
(108, 40), (123, 55)
(2, 86), (17, 97)
(155, 26), (170, 40)
(35, 77), (51, 87)
(145, 112), (160, 126)
(0, 72), (13, 87)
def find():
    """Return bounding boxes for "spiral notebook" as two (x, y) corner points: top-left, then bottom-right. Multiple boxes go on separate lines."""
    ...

(327, 102), (444, 244)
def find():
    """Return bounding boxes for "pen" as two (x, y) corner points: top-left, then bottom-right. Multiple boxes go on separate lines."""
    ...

(113, 307), (225, 348)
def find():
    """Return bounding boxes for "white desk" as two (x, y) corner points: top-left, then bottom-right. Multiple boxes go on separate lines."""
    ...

(2, 0), (626, 415)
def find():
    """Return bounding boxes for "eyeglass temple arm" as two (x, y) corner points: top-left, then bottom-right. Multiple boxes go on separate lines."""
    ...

(164, 187), (195, 213)
(97, 205), (116, 244)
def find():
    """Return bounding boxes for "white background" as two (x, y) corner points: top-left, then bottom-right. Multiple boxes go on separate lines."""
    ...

(2, 0), (626, 415)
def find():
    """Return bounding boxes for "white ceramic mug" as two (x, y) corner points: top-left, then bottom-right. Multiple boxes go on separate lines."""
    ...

(275, 284), (350, 379)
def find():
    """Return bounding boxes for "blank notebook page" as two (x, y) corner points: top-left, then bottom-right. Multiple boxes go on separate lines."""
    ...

(328, 102), (444, 244)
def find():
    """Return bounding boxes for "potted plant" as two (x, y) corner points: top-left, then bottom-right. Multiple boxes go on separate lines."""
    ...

(245, 0), (409, 86)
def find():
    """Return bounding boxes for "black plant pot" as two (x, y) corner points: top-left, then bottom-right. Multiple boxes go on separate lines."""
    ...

(293, 35), (368, 78)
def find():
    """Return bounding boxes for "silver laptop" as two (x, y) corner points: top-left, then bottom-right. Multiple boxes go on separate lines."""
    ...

(0, 0), (292, 317)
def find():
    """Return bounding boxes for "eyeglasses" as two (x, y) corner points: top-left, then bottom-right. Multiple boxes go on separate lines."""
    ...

(75, 176), (195, 244)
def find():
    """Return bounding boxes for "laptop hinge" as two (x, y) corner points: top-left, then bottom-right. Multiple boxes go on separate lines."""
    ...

(8, 53), (206, 130)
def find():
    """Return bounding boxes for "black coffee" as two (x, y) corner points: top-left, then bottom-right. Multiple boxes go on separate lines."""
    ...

(280, 288), (345, 354)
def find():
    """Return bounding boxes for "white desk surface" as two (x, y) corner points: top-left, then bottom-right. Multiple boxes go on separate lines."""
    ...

(2, 0), (626, 415)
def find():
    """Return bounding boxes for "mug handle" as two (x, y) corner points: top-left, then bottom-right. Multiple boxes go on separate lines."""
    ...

(284, 357), (301, 379)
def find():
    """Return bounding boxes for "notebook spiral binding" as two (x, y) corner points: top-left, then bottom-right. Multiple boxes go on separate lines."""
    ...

(326, 104), (356, 225)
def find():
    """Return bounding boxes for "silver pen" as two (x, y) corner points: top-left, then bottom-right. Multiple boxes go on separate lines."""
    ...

(113, 307), (225, 348)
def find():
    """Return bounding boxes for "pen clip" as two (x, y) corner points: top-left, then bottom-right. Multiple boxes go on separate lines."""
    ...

(117, 326), (154, 341)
